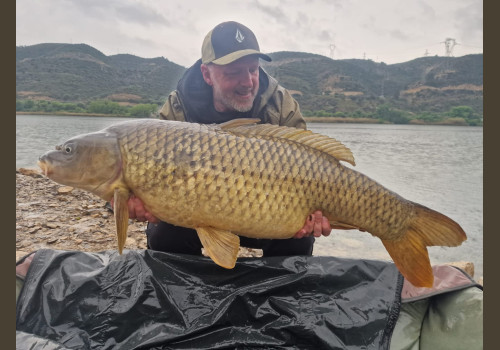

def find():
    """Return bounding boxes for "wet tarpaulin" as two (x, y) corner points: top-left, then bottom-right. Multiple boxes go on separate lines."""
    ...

(16, 249), (403, 349)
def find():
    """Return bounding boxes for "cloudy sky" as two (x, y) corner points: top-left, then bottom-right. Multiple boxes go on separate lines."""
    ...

(16, 0), (483, 67)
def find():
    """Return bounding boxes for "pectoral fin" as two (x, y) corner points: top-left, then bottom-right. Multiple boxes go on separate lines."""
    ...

(196, 227), (240, 269)
(114, 188), (130, 254)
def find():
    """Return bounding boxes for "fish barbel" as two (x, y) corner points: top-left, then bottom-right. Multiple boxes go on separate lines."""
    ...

(38, 118), (466, 287)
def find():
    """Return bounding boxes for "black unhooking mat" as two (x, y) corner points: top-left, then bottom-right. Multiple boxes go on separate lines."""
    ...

(16, 249), (403, 349)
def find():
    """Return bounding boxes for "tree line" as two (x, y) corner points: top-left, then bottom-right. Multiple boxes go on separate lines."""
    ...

(16, 99), (482, 126)
(16, 99), (159, 118)
(303, 104), (482, 126)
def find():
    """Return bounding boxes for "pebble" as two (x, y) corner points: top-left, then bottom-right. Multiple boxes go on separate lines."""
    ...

(17, 168), (43, 178)
(57, 186), (74, 194)
(29, 226), (41, 234)
(125, 237), (137, 247)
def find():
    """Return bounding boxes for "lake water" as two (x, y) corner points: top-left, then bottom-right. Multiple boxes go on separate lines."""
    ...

(16, 115), (483, 278)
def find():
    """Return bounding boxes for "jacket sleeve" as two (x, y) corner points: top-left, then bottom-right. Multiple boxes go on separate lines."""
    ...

(258, 82), (307, 131)
(158, 91), (186, 121)
(278, 87), (307, 130)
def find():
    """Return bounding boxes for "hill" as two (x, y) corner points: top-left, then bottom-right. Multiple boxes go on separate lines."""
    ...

(16, 44), (482, 122)
(16, 43), (185, 104)
(261, 51), (483, 117)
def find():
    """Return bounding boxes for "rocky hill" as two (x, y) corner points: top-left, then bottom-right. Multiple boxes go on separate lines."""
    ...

(16, 43), (186, 104)
(262, 51), (483, 116)
(16, 43), (483, 117)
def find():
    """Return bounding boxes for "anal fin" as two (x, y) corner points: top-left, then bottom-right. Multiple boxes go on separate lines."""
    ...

(114, 188), (130, 255)
(196, 227), (240, 269)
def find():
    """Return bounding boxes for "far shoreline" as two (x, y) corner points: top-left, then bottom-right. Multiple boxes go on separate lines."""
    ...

(16, 111), (480, 126)
(16, 111), (138, 118)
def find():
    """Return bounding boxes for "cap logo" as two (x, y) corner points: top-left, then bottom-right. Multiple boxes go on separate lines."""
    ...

(235, 28), (245, 43)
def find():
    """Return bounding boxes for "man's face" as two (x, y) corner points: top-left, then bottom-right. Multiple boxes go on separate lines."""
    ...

(201, 56), (260, 113)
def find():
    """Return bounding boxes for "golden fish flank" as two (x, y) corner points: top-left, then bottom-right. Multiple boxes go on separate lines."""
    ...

(38, 118), (466, 288)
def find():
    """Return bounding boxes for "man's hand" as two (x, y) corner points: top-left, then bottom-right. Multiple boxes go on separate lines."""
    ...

(110, 194), (160, 223)
(113, 198), (331, 237)
(294, 210), (332, 238)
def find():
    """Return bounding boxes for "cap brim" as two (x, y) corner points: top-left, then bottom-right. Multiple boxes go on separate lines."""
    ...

(210, 49), (272, 65)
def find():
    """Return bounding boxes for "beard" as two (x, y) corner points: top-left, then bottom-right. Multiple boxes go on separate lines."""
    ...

(211, 80), (257, 113)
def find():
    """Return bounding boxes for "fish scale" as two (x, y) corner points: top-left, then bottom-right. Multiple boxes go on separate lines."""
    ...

(38, 118), (467, 287)
(126, 126), (293, 234)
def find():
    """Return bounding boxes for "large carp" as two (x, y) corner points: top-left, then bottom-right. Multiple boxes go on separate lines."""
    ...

(38, 118), (466, 287)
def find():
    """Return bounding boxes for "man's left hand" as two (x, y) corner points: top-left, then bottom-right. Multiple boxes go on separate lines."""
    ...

(294, 211), (331, 238)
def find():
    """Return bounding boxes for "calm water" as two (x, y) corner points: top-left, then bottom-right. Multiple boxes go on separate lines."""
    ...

(16, 115), (483, 278)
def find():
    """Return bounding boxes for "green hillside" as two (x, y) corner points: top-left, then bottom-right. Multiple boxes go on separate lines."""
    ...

(16, 43), (185, 104)
(261, 52), (482, 119)
(16, 43), (482, 124)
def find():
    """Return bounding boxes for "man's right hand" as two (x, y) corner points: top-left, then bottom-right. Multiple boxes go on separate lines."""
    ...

(110, 194), (160, 223)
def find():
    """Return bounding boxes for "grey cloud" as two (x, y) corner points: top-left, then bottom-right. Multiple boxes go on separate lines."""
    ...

(453, 2), (482, 44)
(61, 0), (169, 27)
(61, 0), (115, 19)
(417, 0), (436, 20)
(316, 0), (345, 10)
(389, 30), (410, 41)
(361, 16), (377, 31)
(115, 4), (169, 26)
(293, 11), (311, 30)
(318, 30), (333, 41)
(252, 0), (288, 23)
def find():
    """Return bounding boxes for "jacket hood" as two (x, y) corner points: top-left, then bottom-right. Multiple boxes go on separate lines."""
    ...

(176, 59), (276, 124)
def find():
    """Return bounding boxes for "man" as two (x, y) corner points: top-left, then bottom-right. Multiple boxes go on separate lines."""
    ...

(17, 22), (482, 348)
(125, 21), (332, 257)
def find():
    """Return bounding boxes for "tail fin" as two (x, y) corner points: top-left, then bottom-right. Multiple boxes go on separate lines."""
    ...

(382, 204), (467, 288)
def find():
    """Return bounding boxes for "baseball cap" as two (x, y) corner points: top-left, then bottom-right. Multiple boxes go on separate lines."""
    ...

(201, 21), (272, 65)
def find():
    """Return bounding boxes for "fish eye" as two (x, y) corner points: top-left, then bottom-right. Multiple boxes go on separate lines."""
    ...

(64, 144), (73, 154)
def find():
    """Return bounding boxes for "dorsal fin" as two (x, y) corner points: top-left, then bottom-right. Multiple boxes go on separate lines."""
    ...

(219, 118), (261, 129)
(218, 119), (355, 166)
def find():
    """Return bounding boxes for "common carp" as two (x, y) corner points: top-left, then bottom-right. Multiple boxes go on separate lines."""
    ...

(38, 118), (466, 287)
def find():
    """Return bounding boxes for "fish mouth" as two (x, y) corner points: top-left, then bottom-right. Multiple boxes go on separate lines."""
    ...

(37, 160), (50, 177)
